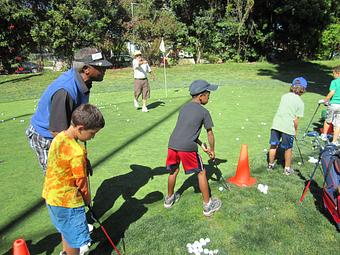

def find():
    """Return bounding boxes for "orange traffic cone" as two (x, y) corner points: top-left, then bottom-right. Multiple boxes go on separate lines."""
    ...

(228, 144), (257, 187)
(12, 238), (30, 255)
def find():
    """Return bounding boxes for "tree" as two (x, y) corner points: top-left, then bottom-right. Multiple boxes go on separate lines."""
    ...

(0, 0), (35, 71)
(31, 0), (127, 65)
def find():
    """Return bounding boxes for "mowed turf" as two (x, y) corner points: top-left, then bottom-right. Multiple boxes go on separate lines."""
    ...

(1, 60), (340, 254)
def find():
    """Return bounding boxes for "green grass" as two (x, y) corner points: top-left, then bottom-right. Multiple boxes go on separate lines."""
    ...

(1, 60), (340, 254)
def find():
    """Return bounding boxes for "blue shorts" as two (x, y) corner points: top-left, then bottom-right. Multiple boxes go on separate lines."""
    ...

(47, 204), (91, 248)
(269, 129), (294, 149)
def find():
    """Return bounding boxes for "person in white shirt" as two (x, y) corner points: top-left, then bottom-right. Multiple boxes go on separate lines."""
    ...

(132, 50), (154, 112)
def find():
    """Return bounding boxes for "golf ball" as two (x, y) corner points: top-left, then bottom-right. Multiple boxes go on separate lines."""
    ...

(199, 238), (206, 244)
(241, 126), (245, 129)
(117, 113), (120, 116)
(236, 103), (239, 106)
(126, 119), (130, 122)
(298, 162), (302, 165)
(263, 149), (268, 152)
(204, 249), (209, 254)
(213, 249), (219, 254)
(218, 187), (223, 191)
(205, 238), (210, 243)
(236, 138), (240, 141)
(245, 118), (249, 121)
(218, 113), (221, 115)
(257, 135), (261, 138)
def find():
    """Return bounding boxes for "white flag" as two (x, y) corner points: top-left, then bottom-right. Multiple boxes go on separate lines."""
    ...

(159, 38), (165, 53)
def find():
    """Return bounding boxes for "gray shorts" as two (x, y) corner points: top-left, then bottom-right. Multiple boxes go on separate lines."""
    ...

(326, 104), (340, 127)
(134, 78), (150, 99)
(26, 125), (52, 174)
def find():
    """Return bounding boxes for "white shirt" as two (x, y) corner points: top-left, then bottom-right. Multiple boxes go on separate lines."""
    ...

(133, 59), (151, 79)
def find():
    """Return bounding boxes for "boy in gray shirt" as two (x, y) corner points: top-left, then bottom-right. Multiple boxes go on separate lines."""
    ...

(165, 80), (222, 216)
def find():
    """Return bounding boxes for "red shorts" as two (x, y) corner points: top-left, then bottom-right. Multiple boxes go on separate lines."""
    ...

(166, 148), (204, 174)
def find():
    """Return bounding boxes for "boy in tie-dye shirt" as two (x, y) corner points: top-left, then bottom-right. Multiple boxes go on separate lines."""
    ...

(42, 104), (105, 255)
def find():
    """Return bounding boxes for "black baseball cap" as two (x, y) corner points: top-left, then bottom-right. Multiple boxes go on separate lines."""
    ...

(75, 51), (112, 67)
(189, 80), (218, 96)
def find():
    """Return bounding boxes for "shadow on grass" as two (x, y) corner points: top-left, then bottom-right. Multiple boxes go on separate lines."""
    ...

(176, 158), (228, 197)
(0, 98), (190, 252)
(1, 113), (33, 122)
(0, 73), (43, 85)
(147, 101), (165, 110)
(296, 169), (340, 231)
(91, 164), (168, 220)
(257, 61), (334, 96)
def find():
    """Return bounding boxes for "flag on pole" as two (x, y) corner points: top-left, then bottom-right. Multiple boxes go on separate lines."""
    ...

(159, 37), (167, 98)
(159, 38), (165, 53)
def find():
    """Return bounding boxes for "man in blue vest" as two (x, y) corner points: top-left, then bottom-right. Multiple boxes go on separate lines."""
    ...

(26, 47), (112, 175)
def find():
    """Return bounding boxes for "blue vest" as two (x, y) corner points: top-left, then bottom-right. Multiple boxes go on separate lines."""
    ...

(30, 68), (89, 139)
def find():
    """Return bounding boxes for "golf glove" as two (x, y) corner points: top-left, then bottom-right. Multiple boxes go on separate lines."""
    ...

(318, 99), (325, 104)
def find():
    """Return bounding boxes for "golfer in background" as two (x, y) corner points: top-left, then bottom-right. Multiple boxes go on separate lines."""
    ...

(26, 47), (112, 174)
(132, 50), (154, 112)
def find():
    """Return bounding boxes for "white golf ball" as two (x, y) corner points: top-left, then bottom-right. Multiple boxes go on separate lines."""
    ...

(218, 187), (223, 191)
(213, 249), (219, 254)
(205, 238), (210, 243)
(241, 126), (245, 129)
(188, 247), (193, 253)
(218, 113), (221, 115)
(263, 149), (268, 152)
(245, 118), (249, 121)
(298, 162), (302, 165)
(186, 243), (192, 248)
(236, 103), (239, 106)
(236, 138), (240, 141)
(194, 241), (200, 247)
(12, 117), (16, 120)
(199, 238), (206, 244)
(117, 113), (120, 116)
(126, 119), (130, 122)
(257, 135), (261, 138)
(204, 249), (209, 254)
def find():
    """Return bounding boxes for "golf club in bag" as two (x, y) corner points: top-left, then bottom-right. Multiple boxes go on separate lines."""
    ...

(298, 131), (325, 204)
(302, 103), (321, 139)
(88, 205), (122, 255)
(202, 143), (230, 191)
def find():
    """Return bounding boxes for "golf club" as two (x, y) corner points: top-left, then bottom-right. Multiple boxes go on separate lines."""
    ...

(298, 158), (322, 204)
(294, 137), (304, 165)
(202, 143), (231, 191)
(88, 205), (122, 255)
(302, 103), (321, 139)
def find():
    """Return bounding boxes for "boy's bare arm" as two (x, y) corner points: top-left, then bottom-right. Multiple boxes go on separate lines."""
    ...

(325, 90), (335, 102)
(76, 177), (91, 205)
(207, 128), (215, 158)
(294, 117), (298, 136)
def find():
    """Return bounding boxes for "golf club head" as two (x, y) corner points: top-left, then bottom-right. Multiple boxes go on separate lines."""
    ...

(306, 131), (319, 137)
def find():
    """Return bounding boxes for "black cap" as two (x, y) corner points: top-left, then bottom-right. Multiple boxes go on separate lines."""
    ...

(75, 52), (112, 67)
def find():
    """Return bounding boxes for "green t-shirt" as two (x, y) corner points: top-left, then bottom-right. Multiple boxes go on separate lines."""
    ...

(329, 78), (340, 104)
(272, 92), (304, 135)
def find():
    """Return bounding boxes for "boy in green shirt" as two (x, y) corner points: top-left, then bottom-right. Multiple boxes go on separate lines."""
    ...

(268, 77), (307, 175)
(320, 65), (340, 145)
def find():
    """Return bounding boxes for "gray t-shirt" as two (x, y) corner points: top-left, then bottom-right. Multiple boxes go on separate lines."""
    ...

(168, 102), (214, 151)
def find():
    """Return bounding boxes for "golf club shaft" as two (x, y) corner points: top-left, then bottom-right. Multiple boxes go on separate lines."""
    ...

(202, 143), (230, 190)
(88, 206), (122, 255)
(298, 159), (320, 204)
(303, 104), (320, 137)
(294, 137), (304, 165)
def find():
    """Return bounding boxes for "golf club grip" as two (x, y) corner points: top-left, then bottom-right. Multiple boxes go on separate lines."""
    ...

(299, 181), (311, 203)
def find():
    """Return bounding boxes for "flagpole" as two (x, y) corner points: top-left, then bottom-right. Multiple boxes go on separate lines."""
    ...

(159, 37), (167, 98)
(163, 52), (167, 98)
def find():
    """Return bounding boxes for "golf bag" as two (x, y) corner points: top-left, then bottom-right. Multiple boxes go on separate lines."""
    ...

(320, 144), (340, 229)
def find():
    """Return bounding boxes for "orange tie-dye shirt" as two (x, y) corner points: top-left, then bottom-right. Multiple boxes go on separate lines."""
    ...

(42, 131), (88, 208)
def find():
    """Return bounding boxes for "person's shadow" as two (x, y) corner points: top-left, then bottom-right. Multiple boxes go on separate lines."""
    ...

(90, 191), (163, 254)
(176, 158), (228, 196)
(147, 101), (165, 110)
(90, 164), (167, 221)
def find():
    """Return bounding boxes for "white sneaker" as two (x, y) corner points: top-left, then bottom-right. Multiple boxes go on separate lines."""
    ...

(320, 133), (328, 141)
(283, 167), (294, 176)
(134, 99), (139, 108)
(142, 106), (149, 112)
(87, 224), (94, 233)
(80, 242), (91, 255)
